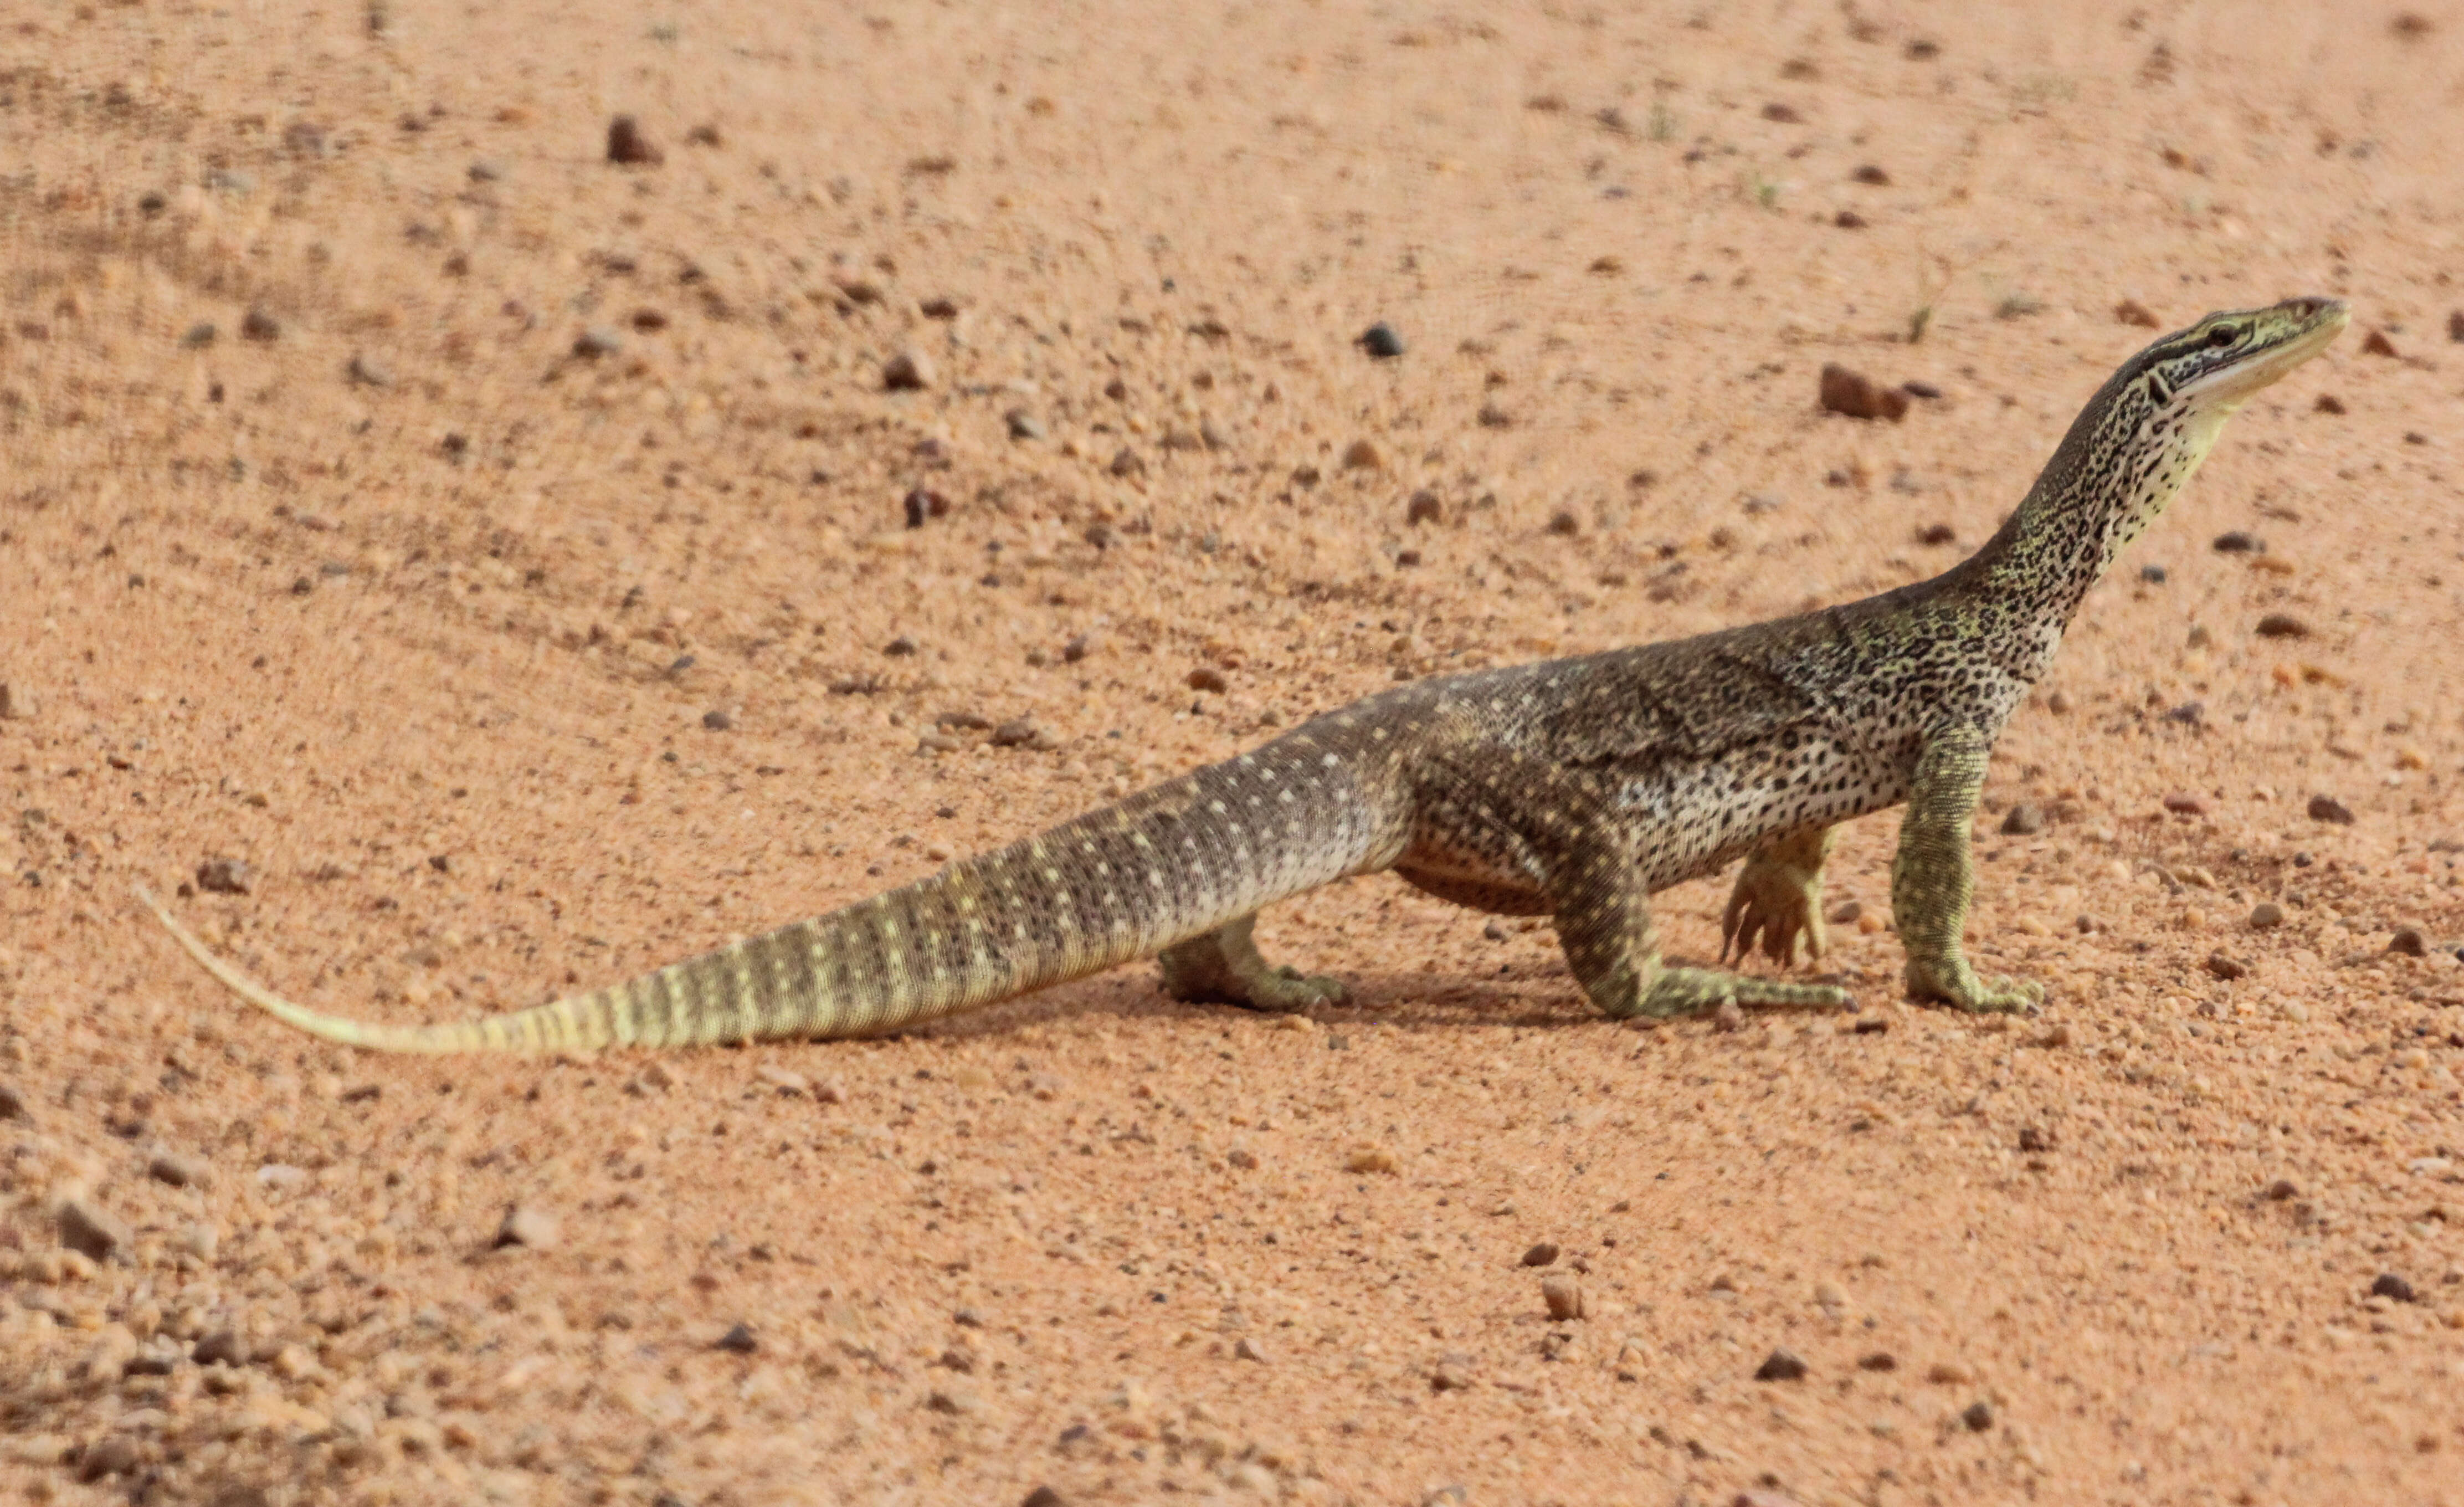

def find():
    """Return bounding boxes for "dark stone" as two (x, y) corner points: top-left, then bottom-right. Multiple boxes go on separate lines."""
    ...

(1358, 322), (1406, 358)
(1754, 1348), (1808, 1381)
(2370, 1272), (2416, 1304)
(2306, 794), (2355, 825)
(716, 1322), (758, 1353)
(1819, 362), (1908, 421)
(196, 857), (252, 895)
(2211, 530), (2263, 553)
(1521, 1242), (1560, 1268)
(607, 115), (663, 166)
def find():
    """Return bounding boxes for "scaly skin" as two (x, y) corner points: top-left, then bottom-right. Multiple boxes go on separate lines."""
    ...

(140, 298), (2347, 1050)
(1722, 824), (1835, 969)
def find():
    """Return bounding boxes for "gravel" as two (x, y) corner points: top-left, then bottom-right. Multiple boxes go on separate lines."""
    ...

(607, 114), (663, 165)
(1819, 363), (1909, 421)
(1754, 1347), (1808, 1381)
(1541, 1272), (1585, 1320)
(1358, 322), (1405, 358)
(2307, 794), (2356, 825)
(882, 350), (936, 391)
(495, 1205), (560, 1251)
(58, 1197), (130, 1262)
(1521, 1241), (1560, 1267)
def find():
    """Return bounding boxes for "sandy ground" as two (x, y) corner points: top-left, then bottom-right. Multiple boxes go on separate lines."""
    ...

(5, 1), (2464, 1503)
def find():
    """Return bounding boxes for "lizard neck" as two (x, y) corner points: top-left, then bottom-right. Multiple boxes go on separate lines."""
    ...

(1946, 381), (2238, 680)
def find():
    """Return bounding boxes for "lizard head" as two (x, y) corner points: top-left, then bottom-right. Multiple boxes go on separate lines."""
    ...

(2127, 296), (2349, 419)
(2059, 295), (2347, 564)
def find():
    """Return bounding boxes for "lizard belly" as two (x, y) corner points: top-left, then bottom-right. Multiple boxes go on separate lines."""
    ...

(1621, 734), (1912, 892)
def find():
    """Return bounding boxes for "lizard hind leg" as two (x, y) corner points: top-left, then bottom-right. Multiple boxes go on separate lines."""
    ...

(1557, 849), (1852, 1020)
(1721, 823), (1836, 967)
(1157, 913), (1349, 1012)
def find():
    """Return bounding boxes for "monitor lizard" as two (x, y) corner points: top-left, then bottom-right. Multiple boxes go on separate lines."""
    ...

(138, 296), (2348, 1052)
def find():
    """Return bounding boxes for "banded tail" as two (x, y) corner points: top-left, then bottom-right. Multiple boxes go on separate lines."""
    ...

(139, 730), (1403, 1053)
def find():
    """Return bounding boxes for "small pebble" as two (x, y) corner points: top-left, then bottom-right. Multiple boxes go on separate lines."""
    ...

(1107, 447), (1144, 478)
(2265, 1178), (2300, 1200)
(2114, 298), (2162, 328)
(1960, 1400), (1995, 1432)
(1521, 1242), (1560, 1268)
(2212, 530), (2264, 554)
(2204, 951), (2250, 981)
(701, 709), (733, 731)
(1547, 509), (1581, 536)
(2314, 392), (2346, 414)
(494, 1205), (559, 1251)
(2371, 1273), (2416, 1303)
(2450, 310), (2464, 343)
(2140, 563), (2168, 583)
(1540, 1272), (1585, 1321)
(193, 1330), (245, 1366)
(1005, 409), (1045, 440)
(572, 326), (622, 359)
(606, 114), (663, 165)
(347, 353), (394, 388)
(240, 306), (281, 342)
(1233, 1335), (1269, 1362)
(885, 636), (920, 657)
(1753, 1347), (1808, 1381)
(2362, 329), (2399, 358)
(0, 1083), (26, 1119)
(1342, 437), (1384, 470)
(1406, 490), (1443, 526)
(1852, 164), (1891, 184)
(1999, 803), (2044, 835)
(2306, 794), (2355, 825)
(147, 1151), (207, 1188)
(989, 718), (1042, 749)
(2016, 1126), (2054, 1153)
(195, 857), (252, 895)
(1833, 209), (1867, 229)
(2162, 792), (2206, 816)
(2249, 901), (2285, 929)
(78, 1436), (142, 1482)
(902, 487), (949, 528)
(1358, 322), (1406, 358)
(58, 1198), (130, 1262)
(2255, 613), (2310, 639)
(1430, 1354), (1476, 1392)
(1829, 899), (1864, 924)
(1020, 1488), (1066, 1507)
(1818, 362), (1908, 421)
(1916, 522), (1957, 546)
(716, 1322), (758, 1353)
(1344, 1144), (1398, 1175)
(1061, 634), (1094, 663)
(2389, 926), (2429, 957)
(1188, 666), (1230, 694)
(1856, 1351), (1897, 1371)
(882, 350), (935, 391)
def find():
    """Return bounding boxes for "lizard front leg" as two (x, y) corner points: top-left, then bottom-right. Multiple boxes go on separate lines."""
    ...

(1721, 824), (1836, 967)
(1158, 913), (1348, 1012)
(1892, 725), (2042, 1013)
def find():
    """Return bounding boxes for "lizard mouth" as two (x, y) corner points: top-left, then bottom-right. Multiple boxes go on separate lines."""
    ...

(2177, 296), (2348, 407)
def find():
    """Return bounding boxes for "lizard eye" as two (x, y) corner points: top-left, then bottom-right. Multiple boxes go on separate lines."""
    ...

(2205, 324), (2241, 347)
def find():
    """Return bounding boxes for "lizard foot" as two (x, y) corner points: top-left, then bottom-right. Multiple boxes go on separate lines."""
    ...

(1158, 916), (1348, 1013)
(1904, 957), (2044, 1015)
(1595, 962), (1852, 1021)
(1719, 828), (1832, 968)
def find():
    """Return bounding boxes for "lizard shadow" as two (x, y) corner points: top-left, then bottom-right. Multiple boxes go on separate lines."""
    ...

(889, 962), (1854, 1041)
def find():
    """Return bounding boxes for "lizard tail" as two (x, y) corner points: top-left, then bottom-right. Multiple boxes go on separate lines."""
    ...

(137, 729), (1402, 1053)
